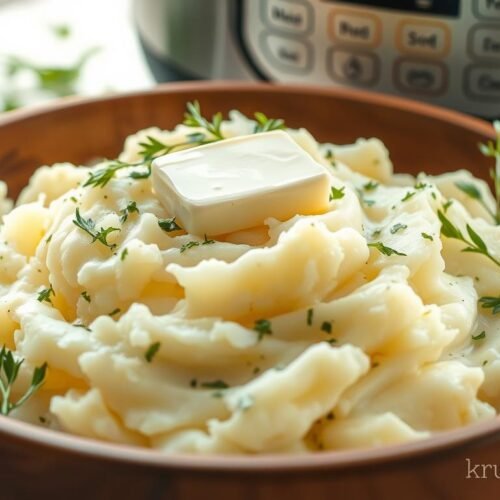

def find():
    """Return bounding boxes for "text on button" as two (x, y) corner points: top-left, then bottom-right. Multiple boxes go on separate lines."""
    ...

(329, 11), (381, 47)
(263, 0), (312, 34)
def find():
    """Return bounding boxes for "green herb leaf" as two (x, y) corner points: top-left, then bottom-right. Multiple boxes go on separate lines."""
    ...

(108, 308), (121, 317)
(401, 191), (416, 202)
(455, 181), (482, 200)
(321, 321), (333, 334)
(253, 112), (286, 133)
(179, 235), (215, 253)
(368, 242), (407, 257)
(144, 342), (161, 363)
(184, 101), (224, 141)
(200, 379), (229, 390)
(329, 186), (345, 201)
(479, 296), (500, 314)
(158, 217), (182, 232)
(119, 201), (139, 223)
(0, 346), (47, 416)
(73, 208), (120, 249)
(472, 331), (486, 341)
(37, 284), (55, 304)
(307, 308), (314, 326)
(253, 319), (272, 341)
(421, 232), (434, 241)
(120, 248), (128, 261)
(80, 291), (91, 303)
(363, 181), (379, 191)
(390, 223), (407, 234)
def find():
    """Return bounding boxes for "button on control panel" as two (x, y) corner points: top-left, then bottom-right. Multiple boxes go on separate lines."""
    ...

(329, 10), (381, 48)
(260, 33), (312, 73)
(396, 20), (451, 57)
(473, 0), (500, 21)
(328, 49), (379, 86)
(262, 0), (313, 35)
(468, 25), (500, 60)
(394, 59), (447, 95)
(465, 65), (500, 100)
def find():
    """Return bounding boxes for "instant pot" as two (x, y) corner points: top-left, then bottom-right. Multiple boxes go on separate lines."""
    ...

(135, 0), (500, 118)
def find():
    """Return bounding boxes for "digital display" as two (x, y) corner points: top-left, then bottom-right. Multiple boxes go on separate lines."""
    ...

(327, 0), (460, 17)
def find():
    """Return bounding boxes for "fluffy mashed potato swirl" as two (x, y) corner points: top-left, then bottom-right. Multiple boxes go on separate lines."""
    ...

(0, 108), (498, 454)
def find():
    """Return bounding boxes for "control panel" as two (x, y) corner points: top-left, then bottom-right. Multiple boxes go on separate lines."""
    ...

(239, 0), (500, 117)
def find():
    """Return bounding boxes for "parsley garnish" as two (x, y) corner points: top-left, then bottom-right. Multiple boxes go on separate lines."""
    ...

(321, 321), (333, 334)
(437, 210), (500, 267)
(421, 232), (434, 241)
(179, 235), (215, 253)
(253, 112), (285, 133)
(363, 181), (379, 191)
(329, 186), (345, 201)
(443, 200), (453, 212)
(478, 121), (500, 224)
(37, 284), (55, 304)
(307, 308), (314, 326)
(144, 342), (161, 363)
(455, 180), (498, 225)
(73, 208), (120, 250)
(0, 346), (47, 416)
(479, 296), (500, 314)
(108, 308), (121, 317)
(368, 242), (407, 257)
(390, 223), (407, 234)
(80, 291), (91, 303)
(183, 101), (224, 141)
(83, 160), (151, 189)
(472, 331), (486, 341)
(158, 217), (182, 232)
(200, 380), (229, 390)
(120, 248), (128, 261)
(401, 191), (416, 202)
(253, 319), (272, 341)
(119, 201), (139, 223)
(415, 182), (428, 190)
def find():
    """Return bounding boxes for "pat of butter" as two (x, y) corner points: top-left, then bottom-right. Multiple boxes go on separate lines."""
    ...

(152, 130), (330, 236)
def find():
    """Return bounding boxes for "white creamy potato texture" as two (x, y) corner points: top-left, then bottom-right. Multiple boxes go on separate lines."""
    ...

(0, 105), (499, 455)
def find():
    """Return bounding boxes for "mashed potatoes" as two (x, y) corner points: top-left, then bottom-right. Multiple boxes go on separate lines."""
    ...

(0, 107), (498, 454)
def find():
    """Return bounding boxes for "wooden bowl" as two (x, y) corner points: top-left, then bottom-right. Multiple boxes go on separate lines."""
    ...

(0, 82), (498, 499)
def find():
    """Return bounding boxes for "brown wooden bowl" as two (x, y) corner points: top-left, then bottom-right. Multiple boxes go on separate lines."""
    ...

(0, 82), (498, 500)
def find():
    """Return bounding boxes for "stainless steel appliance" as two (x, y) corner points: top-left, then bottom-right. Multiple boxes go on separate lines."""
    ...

(135, 0), (500, 117)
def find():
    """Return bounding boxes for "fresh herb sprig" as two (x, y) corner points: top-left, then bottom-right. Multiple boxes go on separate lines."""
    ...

(253, 112), (285, 133)
(73, 208), (120, 250)
(478, 121), (500, 224)
(455, 180), (498, 225)
(437, 210), (500, 267)
(183, 101), (224, 140)
(253, 319), (272, 341)
(83, 160), (151, 189)
(0, 347), (47, 416)
(37, 285), (55, 304)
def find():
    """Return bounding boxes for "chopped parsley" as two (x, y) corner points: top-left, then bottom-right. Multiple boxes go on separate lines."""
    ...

(307, 308), (314, 326)
(401, 191), (416, 202)
(363, 180), (379, 191)
(368, 242), (407, 257)
(200, 380), (229, 390)
(144, 342), (161, 363)
(421, 232), (434, 241)
(37, 285), (55, 304)
(390, 223), (407, 234)
(80, 291), (91, 303)
(72, 208), (120, 250)
(321, 321), (332, 334)
(119, 201), (139, 223)
(472, 331), (486, 341)
(158, 217), (182, 232)
(253, 319), (272, 341)
(329, 186), (345, 201)
(108, 308), (121, 317)
(479, 296), (500, 315)
(179, 235), (215, 253)
(120, 248), (128, 261)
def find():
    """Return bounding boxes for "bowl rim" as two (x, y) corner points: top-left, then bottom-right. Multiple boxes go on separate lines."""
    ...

(0, 81), (498, 472)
